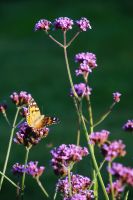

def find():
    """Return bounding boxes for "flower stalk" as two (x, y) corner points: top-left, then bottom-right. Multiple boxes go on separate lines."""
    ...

(36, 178), (49, 198)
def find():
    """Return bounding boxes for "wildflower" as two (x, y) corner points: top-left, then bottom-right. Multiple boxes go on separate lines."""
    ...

(14, 122), (49, 147)
(101, 140), (126, 161)
(12, 163), (26, 176)
(113, 92), (121, 103)
(51, 144), (88, 176)
(27, 161), (45, 178)
(108, 162), (133, 187)
(20, 107), (28, 118)
(0, 103), (7, 113)
(90, 130), (110, 146)
(70, 83), (92, 98)
(123, 120), (133, 132)
(75, 52), (97, 70)
(10, 91), (32, 106)
(76, 17), (92, 31)
(57, 174), (92, 198)
(106, 180), (125, 199)
(53, 17), (74, 31)
(75, 60), (92, 77)
(34, 19), (51, 31)
(64, 190), (94, 200)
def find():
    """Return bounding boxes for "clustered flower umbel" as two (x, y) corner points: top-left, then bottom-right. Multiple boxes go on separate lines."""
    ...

(10, 91), (32, 106)
(123, 119), (133, 132)
(70, 83), (92, 98)
(35, 17), (91, 32)
(101, 140), (126, 161)
(108, 162), (133, 187)
(89, 130), (110, 146)
(14, 122), (49, 147)
(12, 161), (45, 178)
(51, 144), (88, 176)
(113, 92), (121, 103)
(57, 174), (94, 200)
(106, 180), (125, 199)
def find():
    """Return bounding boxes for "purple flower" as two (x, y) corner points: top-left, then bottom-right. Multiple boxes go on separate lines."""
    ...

(57, 174), (92, 198)
(75, 60), (92, 77)
(14, 122), (49, 147)
(12, 163), (26, 176)
(90, 130), (110, 146)
(64, 190), (94, 200)
(106, 180), (125, 199)
(10, 91), (32, 106)
(75, 52), (97, 70)
(35, 19), (51, 31)
(108, 162), (133, 187)
(76, 17), (92, 31)
(53, 17), (74, 31)
(101, 140), (126, 161)
(123, 120), (133, 132)
(51, 144), (88, 176)
(113, 92), (121, 103)
(27, 161), (45, 178)
(0, 103), (7, 113)
(20, 107), (28, 118)
(70, 83), (92, 98)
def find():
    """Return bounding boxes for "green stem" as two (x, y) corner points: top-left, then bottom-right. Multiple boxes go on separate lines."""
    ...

(108, 162), (115, 200)
(93, 102), (116, 128)
(0, 171), (20, 189)
(36, 178), (49, 198)
(2, 112), (11, 126)
(80, 113), (109, 200)
(68, 167), (72, 197)
(45, 31), (64, 48)
(124, 191), (129, 200)
(0, 106), (20, 190)
(66, 31), (81, 47)
(21, 147), (30, 198)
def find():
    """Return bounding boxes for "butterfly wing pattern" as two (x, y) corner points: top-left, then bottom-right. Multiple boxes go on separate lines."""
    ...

(26, 98), (59, 130)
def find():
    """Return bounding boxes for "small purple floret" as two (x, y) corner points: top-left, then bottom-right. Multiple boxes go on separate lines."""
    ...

(106, 180), (125, 198)
(123, 120), (133, 132)
(90, 130), (110, 146)
(76, 17), (92, 31)
(35, 19), (51, 31)
(53, 17), (74, 31)
(10, 91), (32, 106)
(70, 83), (92, 98)
(113, 92), (121, 103)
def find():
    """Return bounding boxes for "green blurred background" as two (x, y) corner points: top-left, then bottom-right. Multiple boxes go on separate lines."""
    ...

(0, 0), (133, 199)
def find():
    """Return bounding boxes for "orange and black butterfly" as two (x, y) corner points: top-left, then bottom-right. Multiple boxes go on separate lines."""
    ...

(26, 98), (59, 130)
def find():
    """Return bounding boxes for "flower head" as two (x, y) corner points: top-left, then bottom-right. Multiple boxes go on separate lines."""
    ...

(113, 92), (121, 103)
(76, 17), (91, 31)
(14, 122), (49, 147)
(64, 190), (94, 200)
(106, 180), (125, 199)
(108, 162), (133, 187)
(101, 140), (126, 161)
(70, 83), (92, 98)
(75, 60), (92, 77)
(90, 130), (110, 146)
(27, 161), (45, 178)
(123, 120), (133, 132)
(12, 163), (26, 176)
(53, 17), (74, 31)
(0, 103), (7, 113)
(35, 19), (51, 31)
(75, 52), (97, 69)
(51, 144), (88, 176)
(57, 174), (92, 198)
(10, 91), (32, 106)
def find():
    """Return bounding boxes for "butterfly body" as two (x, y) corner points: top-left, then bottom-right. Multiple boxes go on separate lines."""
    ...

(26, 98), (59, 130)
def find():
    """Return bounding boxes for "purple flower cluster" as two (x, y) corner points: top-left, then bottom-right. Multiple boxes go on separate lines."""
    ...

(113, 92), (121, 103)
(14, 122), (49, 147)
(10, 91), (32, 106)
(76, 17), (91, 32)
(108, 162), (133, 187)
(35, 17), (91, 32)
(12, 161), (45, 178)
(101, 140), (126, 161)
(35, 19), (51, 31)
(64, 190), (94, 200)
(75, 52), (97, 77)
(90, 130), (110, 146)
(70, 83), (92, 98)
(51, 144), (88, 176)
(0, 103), (7, 113)
(123, 120), (133, 132)
(57, 174), (93, 199)
(106, 180), (124, 199)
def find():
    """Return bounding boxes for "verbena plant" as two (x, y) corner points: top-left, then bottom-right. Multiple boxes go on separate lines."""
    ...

(0, 17), (133, 200)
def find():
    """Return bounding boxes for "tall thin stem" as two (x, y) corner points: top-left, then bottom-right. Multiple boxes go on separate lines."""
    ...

(0, 171), (20, 189)
(21, 147), (30, 199)
(0, 106), (20, 190)
(36, 178), (49, 198)
(108, 162), (115, 200)
(68, 167), (72, 197)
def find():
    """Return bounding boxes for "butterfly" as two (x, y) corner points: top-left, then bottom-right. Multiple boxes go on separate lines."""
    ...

(26, 98), (59, 130)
